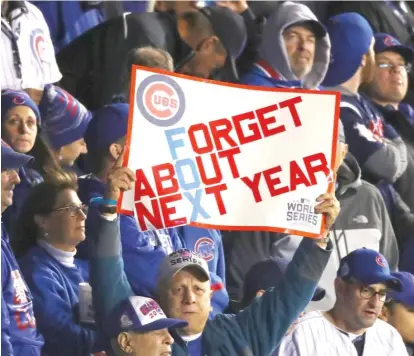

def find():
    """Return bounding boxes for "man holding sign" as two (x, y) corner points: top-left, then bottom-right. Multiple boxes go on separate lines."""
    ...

(89, 153), (339, 355)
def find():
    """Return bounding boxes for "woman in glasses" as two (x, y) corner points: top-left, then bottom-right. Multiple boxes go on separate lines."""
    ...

(13, 169), (106, 356)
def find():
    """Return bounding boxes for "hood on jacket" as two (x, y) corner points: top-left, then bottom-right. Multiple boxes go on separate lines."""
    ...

(259, 1), (331, 89)
(336, 152), (362, 199)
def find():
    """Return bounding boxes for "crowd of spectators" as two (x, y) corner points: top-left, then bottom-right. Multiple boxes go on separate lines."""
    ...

(1, 1), (414, 355)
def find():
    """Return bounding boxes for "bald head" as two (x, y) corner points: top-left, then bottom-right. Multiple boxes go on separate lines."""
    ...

(127, 47), (174, 73)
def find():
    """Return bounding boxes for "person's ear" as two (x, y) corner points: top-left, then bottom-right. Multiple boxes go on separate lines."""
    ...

(117, 332), (133, 353)
(256, 289), (265, 298)
(34, 214), (48, 231)
(109, 143), (123, 161)
(380, 305), (390, 322)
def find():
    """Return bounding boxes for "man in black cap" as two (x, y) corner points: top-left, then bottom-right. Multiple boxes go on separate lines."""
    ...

(175, 6), (247, 80)
(57, 4), (248, 110)
(242, 257), (325, 309)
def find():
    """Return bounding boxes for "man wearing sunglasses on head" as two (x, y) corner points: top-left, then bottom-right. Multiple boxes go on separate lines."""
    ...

(277, 248), (408, 356)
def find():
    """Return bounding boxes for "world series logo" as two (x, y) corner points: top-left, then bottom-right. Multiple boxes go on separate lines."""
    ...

(136, 74), (186, 127)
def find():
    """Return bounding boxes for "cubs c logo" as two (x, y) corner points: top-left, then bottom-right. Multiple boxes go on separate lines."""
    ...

(136, 74), (185, 127)
(30, 29), (49, 64)
(194, 237), (215, 262)
(384, 36), (397, 47)
(376, 255), (386, 267)
(12, 96), (25, 105)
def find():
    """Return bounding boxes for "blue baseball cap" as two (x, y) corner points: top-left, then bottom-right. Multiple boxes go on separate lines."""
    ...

(374, 33), (414, 63)
(84, 103), (129, 151)
(337, 248), (402, 291)
(322, 13), (374, 87)
(1, 140), (33, 170)
(242, 257), (326, 306)
(106, 296), (188, 338)
(388, 272), (414, 308)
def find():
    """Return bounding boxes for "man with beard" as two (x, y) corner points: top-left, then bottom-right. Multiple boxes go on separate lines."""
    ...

(322, 13), (408, 187)
(277, 249), (408, 356)
(241, 1), (331, 89)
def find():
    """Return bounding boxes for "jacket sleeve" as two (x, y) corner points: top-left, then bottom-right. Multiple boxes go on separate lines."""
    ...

(236, 8), (264, 76)
(375, 188), (400, 271)
(88, 208), (134, 332)
(340, 108), (407, 183)
(1, 296), (13, 356)
(216, 232), (226, 285)
(209, 272), (229, 317)
(23, 266), (105, 356)
(235, 238), (332, 356)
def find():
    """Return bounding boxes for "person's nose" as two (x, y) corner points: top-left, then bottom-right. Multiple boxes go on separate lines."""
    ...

(183, 288), (196, 304)
(163, 330), (174, 345)
(80, 139), (88, 154)
(18, 122), (30, 134)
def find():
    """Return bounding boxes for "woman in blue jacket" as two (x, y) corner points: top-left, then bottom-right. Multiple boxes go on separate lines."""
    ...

(1, 90), (59, 236)
(14, 169), (106, 356)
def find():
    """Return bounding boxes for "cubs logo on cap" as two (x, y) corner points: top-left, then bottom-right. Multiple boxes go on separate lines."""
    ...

(136, 74), (186, 127)
(106, 296), (188, 337)
(337, 248), (401, 291)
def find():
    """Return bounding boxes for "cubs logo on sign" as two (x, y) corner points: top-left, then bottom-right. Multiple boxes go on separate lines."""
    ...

(195, 237), (215, 262)
(30, 29), (50, 64)
(376, 255), (386, 267)
(136, 74), (186, 127)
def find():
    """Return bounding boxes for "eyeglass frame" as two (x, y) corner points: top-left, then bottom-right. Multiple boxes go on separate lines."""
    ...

(174, 37), (214, 72)
(377, 62), (412, 73)
(50, 204), (88, 217)
(343, 277), (391, 302)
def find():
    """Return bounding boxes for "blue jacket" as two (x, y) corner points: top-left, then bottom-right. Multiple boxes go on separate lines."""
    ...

(88, 208), (332, 356)
(2, 168), (43, 238)
(241, 63), (304, 89)
(19, 245), (105, 356)
(177, 226), (228, 316)
(1, 225), (43, 356)
(335, 92), (407, 185)
(78, 175), (184, 297)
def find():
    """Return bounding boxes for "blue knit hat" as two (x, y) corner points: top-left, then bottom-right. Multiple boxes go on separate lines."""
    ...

(38, 84), (92, 150)
(1, 90), (41, 126)
(322, 13), (374, 87)
(84, 103), (129, 151)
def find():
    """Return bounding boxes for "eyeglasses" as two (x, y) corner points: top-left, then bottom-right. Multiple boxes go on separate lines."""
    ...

(51, 204), (88, 217)
(359, 286), (391, 302)
(377, 62), (412, 73)
(174, 37), (211, 72)
(344, 278), (391, 302)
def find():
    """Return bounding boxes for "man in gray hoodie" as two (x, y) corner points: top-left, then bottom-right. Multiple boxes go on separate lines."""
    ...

(240, 1), (330, 89)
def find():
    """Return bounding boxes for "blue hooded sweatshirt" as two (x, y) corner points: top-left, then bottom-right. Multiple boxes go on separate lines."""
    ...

(240, 1), (331, 89)
(1, 224), (44, 356)
(177, 226), (229, 316)
(19, 244), (106, 356)
(77, 174), (184, 298)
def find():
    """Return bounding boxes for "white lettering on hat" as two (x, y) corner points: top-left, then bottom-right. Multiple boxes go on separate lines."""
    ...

(340, 262), (350, 276)
(132, 297), (165, 326)
(120, 314), (133, 329)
